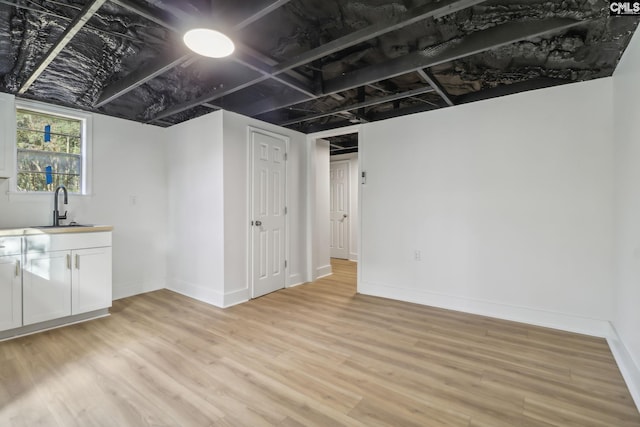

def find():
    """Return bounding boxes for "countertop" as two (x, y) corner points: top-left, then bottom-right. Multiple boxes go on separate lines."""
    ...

(0, 225), (113, 237)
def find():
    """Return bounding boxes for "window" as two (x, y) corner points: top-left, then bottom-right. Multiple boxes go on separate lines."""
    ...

(15, 103), (90, 194)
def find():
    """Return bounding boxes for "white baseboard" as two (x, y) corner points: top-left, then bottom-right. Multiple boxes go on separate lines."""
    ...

(349, 252), (358, 261)
(166, 278), (223, 308)
(358, 280), (612, 338)
(113, 278), (165, 300)
(287, 280), (306, 288)
(223, 288), (249, 308)
(315, 264), (332, 280)
(607, 324), (640, 412)
(288, 272), (303, 286)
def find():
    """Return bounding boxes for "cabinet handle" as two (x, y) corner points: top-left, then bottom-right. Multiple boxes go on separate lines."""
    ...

(75, 254), (80, 270)
(15, 260), (20, 277)
(66, 254), (71, 270)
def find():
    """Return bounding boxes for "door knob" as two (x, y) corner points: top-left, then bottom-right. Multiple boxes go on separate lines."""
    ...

(343, 214), (348, 218)
(255, 220), (262, 226)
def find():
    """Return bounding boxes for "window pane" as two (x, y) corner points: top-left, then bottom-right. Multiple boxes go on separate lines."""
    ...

(16, 108), (84, 193)
(17, 172), (80, 193)
(16, 110), (81, 137)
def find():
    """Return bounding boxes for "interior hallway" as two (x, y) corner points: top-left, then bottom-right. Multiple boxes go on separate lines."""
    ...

(0, 258), (638, 426)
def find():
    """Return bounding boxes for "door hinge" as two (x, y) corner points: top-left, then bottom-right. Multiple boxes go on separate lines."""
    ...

(250, 220), (254, 226)
(284, 152), (288, 161)
(284, 260), (287, 268)
(284, 206), (288, 215)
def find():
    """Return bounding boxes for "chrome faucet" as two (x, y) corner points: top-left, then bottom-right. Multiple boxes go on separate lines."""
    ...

(53, 185), (68, 226)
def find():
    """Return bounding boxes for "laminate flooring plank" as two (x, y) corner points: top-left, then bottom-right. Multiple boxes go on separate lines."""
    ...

(0, 258), (638, 426)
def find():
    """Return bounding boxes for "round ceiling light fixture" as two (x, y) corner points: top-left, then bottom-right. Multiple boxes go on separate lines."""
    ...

(183, 28), (235, 58)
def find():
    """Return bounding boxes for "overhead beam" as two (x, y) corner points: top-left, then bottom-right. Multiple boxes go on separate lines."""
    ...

(94, 52), (190, 107)
(147, 0), (483, 122)
(277, 86), (434, 126)
(18, 0), (107, 94)
(96, 0), (295, 109)
(272, 0), (487, 73)
(324, 18), (584, 94)
(417, 69), (454, 106)
(110, 0), (178, 31)
(231, 0), (292, 30)
(242, 18), (584, 118)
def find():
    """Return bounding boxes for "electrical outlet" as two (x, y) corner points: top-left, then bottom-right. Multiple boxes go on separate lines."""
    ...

(414, 250), (421, 261)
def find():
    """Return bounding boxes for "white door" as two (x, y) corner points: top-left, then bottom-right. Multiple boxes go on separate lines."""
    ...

(251, 130), (287, 298)
(72, 247), (112, 315)
(23, 251), (72, 325)
(0, 254), (22, 331)
(330, 160), (350, 259)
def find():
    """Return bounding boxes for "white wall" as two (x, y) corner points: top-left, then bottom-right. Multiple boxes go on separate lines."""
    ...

(165, 111), (225, 306)
(221, 111), (308, 306)
(331, 152), (359, 261)
(612, 28), (640, 408)
(359, 78), (615, 336)
(313, 139), (331, 278)
(0, 96), (168, 299)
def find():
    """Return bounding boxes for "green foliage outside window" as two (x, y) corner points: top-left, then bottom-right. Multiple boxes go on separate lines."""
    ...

(16, 109), (83, 193)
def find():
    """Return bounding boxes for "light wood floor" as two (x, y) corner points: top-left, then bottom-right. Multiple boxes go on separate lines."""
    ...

(1, 259), (638, 426)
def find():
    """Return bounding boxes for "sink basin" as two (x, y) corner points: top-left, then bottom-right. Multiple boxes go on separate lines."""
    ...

(33, 224), (94, 228)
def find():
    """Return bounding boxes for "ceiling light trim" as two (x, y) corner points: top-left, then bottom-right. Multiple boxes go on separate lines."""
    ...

(183, 28), (235, 58)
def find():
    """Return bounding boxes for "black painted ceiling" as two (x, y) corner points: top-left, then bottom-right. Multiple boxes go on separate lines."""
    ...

(0, 0), (637, 136)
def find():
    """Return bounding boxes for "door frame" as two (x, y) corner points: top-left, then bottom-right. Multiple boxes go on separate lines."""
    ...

(306, 124), (363, 286)
(329, 159), (351, 260)
(247, 126), (290, 298)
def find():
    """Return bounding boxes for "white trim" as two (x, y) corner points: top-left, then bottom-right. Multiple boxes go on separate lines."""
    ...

(316, 264), (332, 280)
(166, 279), (224, 308)
(13, 99), (93, 196)
(112, 278), (165, 300)
(349, 252), (359, 261)
(287, 272), (303, 287)
(223, 288), (250, 308)
(308, 125), (363, 141)
(359, 280), (612, 337)
(607, 325), (640, 411)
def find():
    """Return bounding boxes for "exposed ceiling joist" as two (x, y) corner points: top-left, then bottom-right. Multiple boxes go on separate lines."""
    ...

(243, 17), (584, 118)
(233, 48), (316, 97)
(417, 69), (454, 106)
(147, 0), (483, 122)
(272, 0), (487, 74)
(18, 0), (107, 94)
(94, 52), (190, 108)
(278, 86), (434, 126)
(110, 0), (178, 32)
(231, 0), (293, 30)
(95, 0), (294, 109)
(325, 18), (584, 94)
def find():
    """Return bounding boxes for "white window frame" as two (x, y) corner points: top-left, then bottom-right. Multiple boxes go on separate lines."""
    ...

(12, 99), (93, 196)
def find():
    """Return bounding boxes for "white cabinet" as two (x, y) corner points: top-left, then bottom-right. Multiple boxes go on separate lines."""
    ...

(0, 92), (15, 178)
(72, 247), (112, 315)
(0, 237), (22, 331)
(23, 232), (112, 327)
(23, 251), (71, 325)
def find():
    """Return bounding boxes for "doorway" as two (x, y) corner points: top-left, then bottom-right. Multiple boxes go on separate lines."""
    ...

(308, 125), (360, 283)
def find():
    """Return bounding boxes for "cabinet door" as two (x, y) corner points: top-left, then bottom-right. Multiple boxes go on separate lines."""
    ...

(72, 247), (112, 315)
(23, 251), (72, 325)
(0, 255), (22, 331)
